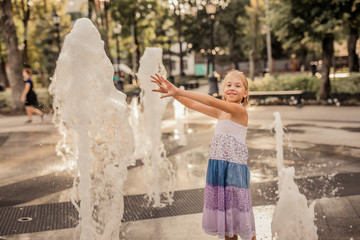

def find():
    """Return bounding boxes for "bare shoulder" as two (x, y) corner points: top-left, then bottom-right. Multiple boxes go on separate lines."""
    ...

(229, 105), (248, 126)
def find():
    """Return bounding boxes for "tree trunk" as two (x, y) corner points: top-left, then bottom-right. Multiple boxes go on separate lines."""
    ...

(133, 22), (140, 71)
(230, 32), (239, 70)
(206, 54), (210, 76)
(320, 34), (333, 100)
(0, 54), (9, 88)
(249, 1), (260, 80)
(0, 0), (24, 111)
(233, 61), (239, 70)
(21, 0), (30, 67)
(88, 0), (94, 18)
(0, 39), (9, 87)
(348, 26), (359, 72)
(132, 11), (140, 70)
(176, 13), (184, 77)
(249, 49), (255, 80)
(103, 1), (111, 60)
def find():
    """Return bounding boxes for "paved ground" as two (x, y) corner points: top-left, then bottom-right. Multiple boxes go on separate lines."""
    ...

(0, 83), (360, 240)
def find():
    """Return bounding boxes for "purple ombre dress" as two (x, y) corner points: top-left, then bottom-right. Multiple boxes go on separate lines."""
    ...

(202, 119), (256, 239)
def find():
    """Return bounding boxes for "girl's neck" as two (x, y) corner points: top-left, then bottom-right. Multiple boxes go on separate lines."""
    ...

(226, 99), (241, 104)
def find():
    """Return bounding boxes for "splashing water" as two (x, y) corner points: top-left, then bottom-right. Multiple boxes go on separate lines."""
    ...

(137, 47), (176, 207)
(49, 18), (134, 240)
(173, 95), (188, 146)
(271, 112), (318, 240)
(129, 97), (146, 160)
(273, 112), (284, 175)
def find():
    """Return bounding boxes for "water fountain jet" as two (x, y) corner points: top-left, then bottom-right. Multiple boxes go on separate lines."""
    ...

(49, 18), (134, 240)
(271, 111), (318, 240)
(137, 47), (176, 207)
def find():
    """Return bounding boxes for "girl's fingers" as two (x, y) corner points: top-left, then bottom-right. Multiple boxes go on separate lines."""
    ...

(151, 75), (159, 81)
(151, 80), (159, 85)
(156, 74), (168, 83)
(160, 94), (171, 99)
(151, 77), (161, 84)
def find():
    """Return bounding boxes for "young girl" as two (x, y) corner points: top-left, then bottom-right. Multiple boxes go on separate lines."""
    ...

(21, 68), (44, 123)
(151, 70), (256, 240)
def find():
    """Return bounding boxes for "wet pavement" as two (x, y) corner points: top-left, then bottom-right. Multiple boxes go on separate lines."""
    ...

(0, 85), (360, 239)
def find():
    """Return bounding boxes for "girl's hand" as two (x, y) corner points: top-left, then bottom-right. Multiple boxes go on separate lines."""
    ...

(151, 74), (168, 94)
(20, 96), (25, 103)
(151, 74), (179, 98)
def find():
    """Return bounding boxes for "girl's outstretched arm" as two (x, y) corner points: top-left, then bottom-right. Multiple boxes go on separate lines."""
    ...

(151, 75), (221, 119)
(151, 74), (245, 118)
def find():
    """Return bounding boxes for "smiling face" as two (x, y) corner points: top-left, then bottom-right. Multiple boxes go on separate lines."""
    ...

(222, 71), (249, 105)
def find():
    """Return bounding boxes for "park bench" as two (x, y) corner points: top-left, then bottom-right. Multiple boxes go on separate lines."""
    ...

(249, 90), (303, 107)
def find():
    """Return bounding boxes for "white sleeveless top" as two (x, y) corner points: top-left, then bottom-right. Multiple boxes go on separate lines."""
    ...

(209, 119), (249, 165)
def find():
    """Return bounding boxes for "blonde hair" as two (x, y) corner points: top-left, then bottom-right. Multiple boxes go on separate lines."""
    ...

(222, 70), (249, 106)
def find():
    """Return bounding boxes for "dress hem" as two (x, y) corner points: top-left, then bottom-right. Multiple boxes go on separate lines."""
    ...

(203, 228), (256, 240)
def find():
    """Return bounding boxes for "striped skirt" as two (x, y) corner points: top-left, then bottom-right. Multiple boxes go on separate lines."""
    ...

(202, 159), (256, 239)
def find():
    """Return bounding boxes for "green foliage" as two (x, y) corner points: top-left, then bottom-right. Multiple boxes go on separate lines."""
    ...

(0, 90), (12, 112)
(249, 73), (360, 94)
(28, 13), (71, 83)
(331, 73), (360, 94)
(182, 8), (211, 52)
(249, 74), (320, 92)
(218, 0), (249, 62)
(110, 0), (159, 57)
(8, 0), (71, 83)
(271, 0), (355, 54)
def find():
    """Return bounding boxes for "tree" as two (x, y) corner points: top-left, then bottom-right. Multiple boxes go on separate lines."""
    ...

(343, 0), (360, 73)
(182, 8), (212, 73)
(246, 0), (264, 79)
(0, 0), (24, 111)
(88, 0), (112, 59)
(218, 0), (249, 70)
(29, 13), (67, 84)
(13, 0), (31, 66)
(15, 0), (70, 86)
(111, 0), (158, 71)
(0, 32), (9, 88)
(271, 0), (346, 100)
(166, 0), (202, 77)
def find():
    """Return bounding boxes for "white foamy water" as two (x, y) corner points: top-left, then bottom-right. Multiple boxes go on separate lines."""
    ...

(271, 112), (318, 240)
(49, 18), (134, 240)
(137, 47), (175, 207)
(173, 96), (188, 146)
(273, 112), (284, 174)
(129, 97), (146, 160)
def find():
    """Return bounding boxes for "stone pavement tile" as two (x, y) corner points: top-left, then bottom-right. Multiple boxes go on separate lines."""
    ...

(4, 228), (78, 240)
(314, 201), (332, 239)
(121, 214), (211, 240)
(314, 197), (360, 240)
(319, 197), (358, 218)
(326, 217), (360, 239)
(348, 195), (360, 217)
(121, 205), (273, 240)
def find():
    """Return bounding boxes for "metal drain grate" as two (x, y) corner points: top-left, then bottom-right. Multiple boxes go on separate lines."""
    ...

(1, 172), (359, 236)
(0, 201), (78, 236)
(123, 188), (204, 222)
(0, 189), (204, 236)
